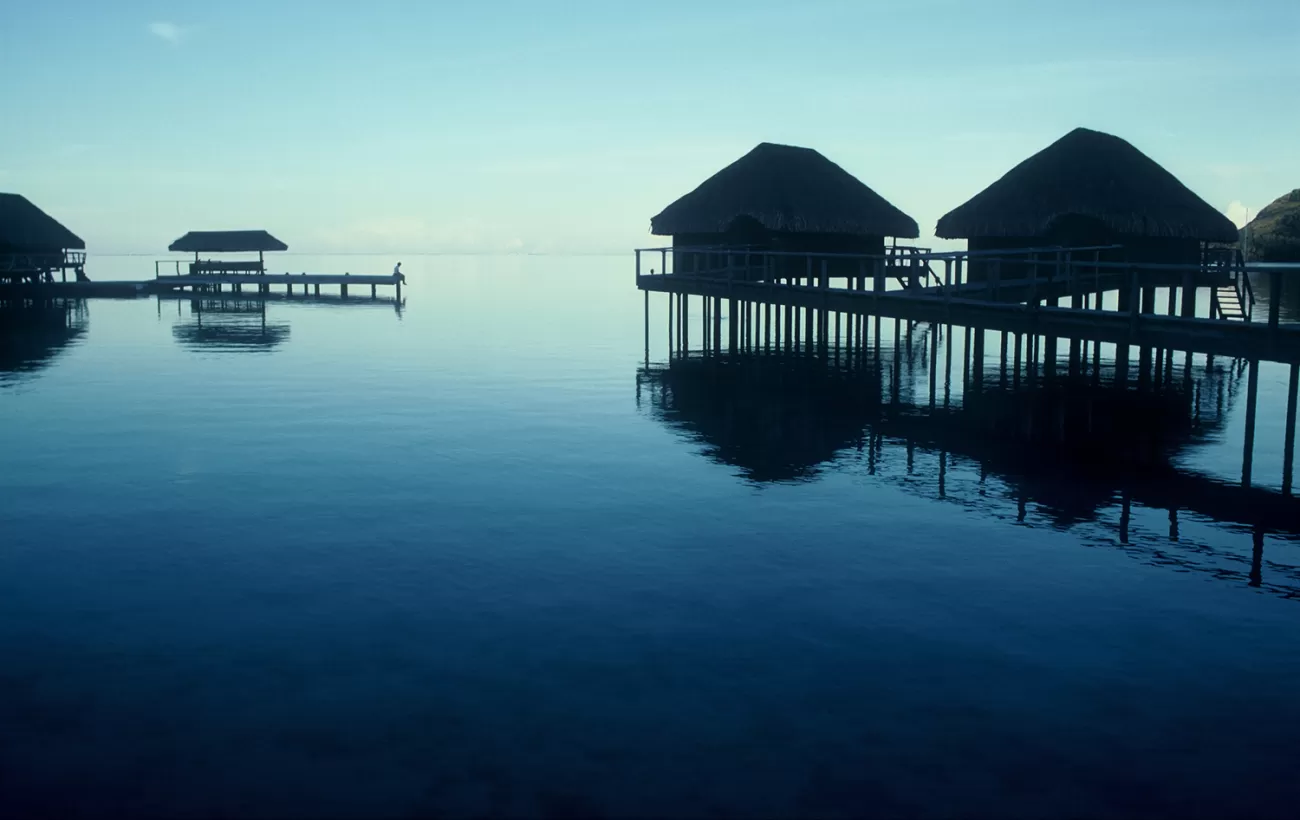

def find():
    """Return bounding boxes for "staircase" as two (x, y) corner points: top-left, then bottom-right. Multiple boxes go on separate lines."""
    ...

(886, 245), (941, 290)
(1215, 284), (1248, 321)
(1205, 247), (1254, 323)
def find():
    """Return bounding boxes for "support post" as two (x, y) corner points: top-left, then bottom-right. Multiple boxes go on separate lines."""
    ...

(682, 294), (689, 352)
(728, 298), (739, 354)
(1284, 362), (1298, 497)
(1242, 359), (1260, 487)
(929, 323), (939, 408)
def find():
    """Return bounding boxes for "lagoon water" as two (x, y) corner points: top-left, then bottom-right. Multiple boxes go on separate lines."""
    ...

(2, 255), (1299, 818)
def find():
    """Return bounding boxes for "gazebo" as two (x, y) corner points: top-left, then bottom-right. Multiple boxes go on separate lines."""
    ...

(0, 194), (86, 284)
(936, 128), (1238, 267)
(168, 230), (288, 275)
(651, 142), (918, 277)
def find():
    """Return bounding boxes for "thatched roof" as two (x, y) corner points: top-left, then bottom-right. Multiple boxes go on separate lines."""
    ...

(651, 143), (919, 239)
(936, 128), (1238, 243)
(1242, 190), (1300, 262)
(168, 230), (288, 253)
(0, 194), (85, 251)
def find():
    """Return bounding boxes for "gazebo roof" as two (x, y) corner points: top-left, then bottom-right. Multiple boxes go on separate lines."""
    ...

(168, 230), (288, 253)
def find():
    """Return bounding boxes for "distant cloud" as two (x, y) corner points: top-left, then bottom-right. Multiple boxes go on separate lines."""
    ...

(1226, 201), (1257, 229)
(148, 22), (190, 45)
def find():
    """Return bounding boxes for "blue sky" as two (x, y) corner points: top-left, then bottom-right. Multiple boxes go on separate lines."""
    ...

(3, 0), (1298, 254)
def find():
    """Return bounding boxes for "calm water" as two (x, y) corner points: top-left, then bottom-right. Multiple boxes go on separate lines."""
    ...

(2, 255), (1299, 819)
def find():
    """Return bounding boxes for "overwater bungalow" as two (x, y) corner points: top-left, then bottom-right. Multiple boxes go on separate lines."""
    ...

(1242, 189), (1300, 263)
(0, 194), (87, 285)
(167, 230), (288, 275)
(936, 128), (1238, 266)
(650, 142), (918, 277)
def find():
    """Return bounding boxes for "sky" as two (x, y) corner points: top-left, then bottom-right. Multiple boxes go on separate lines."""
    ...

(3, 0), (1299, 255)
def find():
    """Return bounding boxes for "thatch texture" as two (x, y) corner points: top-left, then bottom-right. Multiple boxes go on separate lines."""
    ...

(1242, 190), (1300, 262)
(0, 194), (85, 251)
(936, 128), (1238, 243)
(169, 230), (288, 253)
(651, 143), (918, 239)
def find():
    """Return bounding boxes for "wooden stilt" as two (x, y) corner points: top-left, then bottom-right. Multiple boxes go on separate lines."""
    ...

(1283, 362), (1298, 497)
(1242, 359), (1260, 487)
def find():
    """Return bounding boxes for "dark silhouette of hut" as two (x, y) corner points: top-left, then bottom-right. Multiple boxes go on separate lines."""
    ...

(936, 128), (1238, 270)
(651, 143), (918, 277)
(1241, 190), (1300, 263)
(0, 194), (86, 284)
(168, 230), (288, 274)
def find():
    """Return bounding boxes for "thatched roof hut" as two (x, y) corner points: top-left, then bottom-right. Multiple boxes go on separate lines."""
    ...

(168, 230), (288, 253)
(653, 142), (918, 240)
(0, 194), (85, 253)
(936, 128), (1237, 261)
(1242, 190), (1300, 262)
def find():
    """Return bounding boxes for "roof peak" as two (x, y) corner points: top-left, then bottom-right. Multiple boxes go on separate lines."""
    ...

(651, 143), (918, 239)
(935, 127), (1237, 243)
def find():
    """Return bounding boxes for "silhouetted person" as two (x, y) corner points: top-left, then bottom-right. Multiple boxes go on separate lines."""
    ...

(393, 261), (405, 284)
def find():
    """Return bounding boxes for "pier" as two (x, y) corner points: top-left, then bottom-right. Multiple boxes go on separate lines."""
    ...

(636, 245), (1300, 499)
(152, 269), (404, 300)
(0, 271), (404, 301)
(636, 246), (1300, 364)
(157, 229), (404, 299)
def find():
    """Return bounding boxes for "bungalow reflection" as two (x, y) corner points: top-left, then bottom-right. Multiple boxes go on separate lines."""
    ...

(636, 347), (1300, 598)
(0, 300), (88, 385)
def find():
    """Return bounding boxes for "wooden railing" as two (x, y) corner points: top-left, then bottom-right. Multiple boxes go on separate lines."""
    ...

(635, 245), (1300, 330)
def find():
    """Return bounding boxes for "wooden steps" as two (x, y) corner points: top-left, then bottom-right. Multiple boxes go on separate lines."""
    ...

(1216, 285), (1248, 322)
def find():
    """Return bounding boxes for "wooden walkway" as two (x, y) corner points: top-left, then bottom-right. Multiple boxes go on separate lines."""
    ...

(2, 273), (405, 301)
(638, 272), (1300, 365)
(154, 273), (403, 299)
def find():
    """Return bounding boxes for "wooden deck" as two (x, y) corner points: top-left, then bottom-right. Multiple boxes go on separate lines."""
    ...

(635, 246), (1300, 365)
(639, 275), (1300, 364)
(2, 272), (405, 301)
(154, 273), (402, 298)
(0, 280), (151, 298)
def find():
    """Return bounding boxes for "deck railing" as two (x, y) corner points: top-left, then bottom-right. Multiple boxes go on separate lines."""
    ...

(0, 250), (87, 279)
(635, 245), (1300, 330)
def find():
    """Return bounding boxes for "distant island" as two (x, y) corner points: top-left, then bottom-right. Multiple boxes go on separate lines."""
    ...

(1242, 189), (1300, 262)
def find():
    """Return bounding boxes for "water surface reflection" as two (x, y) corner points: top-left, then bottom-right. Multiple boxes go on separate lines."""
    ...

(638, 346), (1300, 598)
